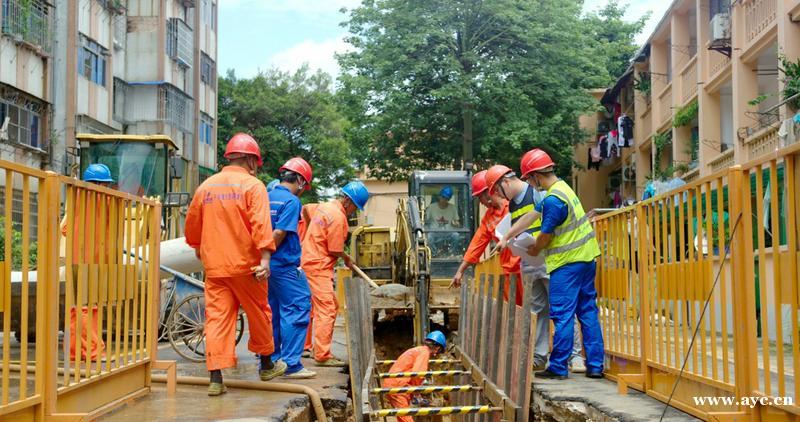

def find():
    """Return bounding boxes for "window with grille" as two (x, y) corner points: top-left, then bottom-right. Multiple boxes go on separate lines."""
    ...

(78, 35), (108, 86)
(0, 100), (41, 149)
(166, 18), (193, 68)
(1, 0), (51, 53)
(201, 53), (215, 85)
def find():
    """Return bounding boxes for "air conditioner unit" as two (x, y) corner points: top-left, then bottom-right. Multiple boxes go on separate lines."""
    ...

(711, 13), (731, 41)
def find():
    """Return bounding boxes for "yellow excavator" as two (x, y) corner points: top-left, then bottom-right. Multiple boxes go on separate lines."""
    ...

(344, 171), (475, 343)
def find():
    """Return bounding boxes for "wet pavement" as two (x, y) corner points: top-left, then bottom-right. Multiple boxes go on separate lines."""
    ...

(101, 317), (351, 421)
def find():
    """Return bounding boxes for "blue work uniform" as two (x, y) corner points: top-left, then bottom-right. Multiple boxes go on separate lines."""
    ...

(267, 185), (311, 374)
(536, 190), (604, 376)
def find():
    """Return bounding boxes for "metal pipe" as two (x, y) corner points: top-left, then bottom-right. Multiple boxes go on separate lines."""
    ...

(150, 374), (328, 422)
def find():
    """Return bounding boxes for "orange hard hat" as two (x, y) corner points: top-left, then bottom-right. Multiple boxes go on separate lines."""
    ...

(224, 133), (263, 166)
(279, 157), (313, 191)
(520, 148), (555, 178)
(471, 170), (488, 197)
(485, 164), (512, 193)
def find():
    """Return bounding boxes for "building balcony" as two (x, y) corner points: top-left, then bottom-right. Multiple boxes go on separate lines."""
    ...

(709, 149), (735, 173)
(167, 17), (193, 68)
(790, 0), (800, 22)
(680, 56), (698, 105)
(1, 0), (52, 54)
(742, 0), (777, 49)
(744, 124), (780, 161)
(682, 167), (700, 183)
(113, 79), (195, 134)
(657, 84), (673, 127)
(705, 47), (731, 86)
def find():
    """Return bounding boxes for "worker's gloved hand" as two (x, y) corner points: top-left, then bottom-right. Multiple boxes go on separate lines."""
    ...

(411, 395), (431, 407)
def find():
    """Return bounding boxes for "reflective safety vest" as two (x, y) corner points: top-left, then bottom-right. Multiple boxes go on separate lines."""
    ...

(541, 180), (600, 272)
(508, 185), (542, 236)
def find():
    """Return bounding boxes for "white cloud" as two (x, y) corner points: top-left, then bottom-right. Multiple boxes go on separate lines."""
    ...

(265, 37), (352, 77)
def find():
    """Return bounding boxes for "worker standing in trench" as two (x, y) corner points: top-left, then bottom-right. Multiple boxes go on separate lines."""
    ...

(263, 158), (317, 379)
(382, 331), (447, 420)
(185, 133), (286, 396)
(501, 149), (604, 380)
(450, 170), (522, 305)
(487, 164), (587, 373)
(301, 181), (370, 367)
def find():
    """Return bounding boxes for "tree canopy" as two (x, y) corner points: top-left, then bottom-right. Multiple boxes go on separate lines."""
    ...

(217, 67), (354, 199)
(583, 1), (649, 83)
(337, 0), (645, 180)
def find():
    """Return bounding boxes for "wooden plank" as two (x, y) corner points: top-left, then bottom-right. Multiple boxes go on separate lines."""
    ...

(516, 280), (534, 422)
(455, 345), (518, 421)
(502, 274), (517, 392)
(479, 275), (494, 372)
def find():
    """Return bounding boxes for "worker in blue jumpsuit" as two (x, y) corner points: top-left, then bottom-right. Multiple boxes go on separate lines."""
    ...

(512, 149), (604, 379)
(265, 157), (316, 379)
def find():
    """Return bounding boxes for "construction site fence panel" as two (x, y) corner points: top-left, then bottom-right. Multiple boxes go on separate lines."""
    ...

(0, 161), (163, 420)
(592, 142), (800, 420)
(458, 257), (535, 422)
(343, 276), (378, 422)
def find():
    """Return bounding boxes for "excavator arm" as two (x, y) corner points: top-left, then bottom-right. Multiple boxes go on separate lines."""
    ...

(394, 197), (431, 343)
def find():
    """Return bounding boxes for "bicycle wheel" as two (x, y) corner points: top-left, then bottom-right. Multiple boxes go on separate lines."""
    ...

(167, 293), (207, 362)
(235, 310), (245, 345)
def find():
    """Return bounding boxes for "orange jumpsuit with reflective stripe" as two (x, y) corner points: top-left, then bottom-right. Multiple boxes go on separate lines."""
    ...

(185, 166), (277, 371)
(382, 345), (432, 422)
(61, 195), (107, 361)
(300, 201), (348, 361)
(463, 201), (523, 305)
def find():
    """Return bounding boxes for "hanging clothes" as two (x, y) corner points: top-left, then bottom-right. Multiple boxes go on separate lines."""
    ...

(618, 115), (634, 147)
(598, 135), (609, 159)
(609, 143), (620, 158)
(588, 146), (602, 170)
(607, 130), (618, 149)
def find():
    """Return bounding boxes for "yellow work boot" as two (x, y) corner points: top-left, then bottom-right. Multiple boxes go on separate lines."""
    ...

(208, 382), (227, 396)
(260, 360), (288, 381)
(315, 357), (347, 367)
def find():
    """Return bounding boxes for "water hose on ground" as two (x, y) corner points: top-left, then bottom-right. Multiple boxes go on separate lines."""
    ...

(150, 374), (328, 422)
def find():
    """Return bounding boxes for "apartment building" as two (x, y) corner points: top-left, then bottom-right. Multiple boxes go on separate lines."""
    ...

(574, 0), (800, 209)
(0, 0), (218, 192)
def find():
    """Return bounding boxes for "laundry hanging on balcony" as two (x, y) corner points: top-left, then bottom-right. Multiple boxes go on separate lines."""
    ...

(618, 114), (634, 147)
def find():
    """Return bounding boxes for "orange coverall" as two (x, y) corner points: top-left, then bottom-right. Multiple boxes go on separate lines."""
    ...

(61, 194), (107, 361)
(300, 201), (348, 361)
(382, 345), (432, 422)
(463, 201), (523, 305)
(185, 166), (277, 371)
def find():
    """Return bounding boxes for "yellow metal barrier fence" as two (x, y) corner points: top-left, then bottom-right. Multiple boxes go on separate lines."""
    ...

(593, 142), (800, 420)
(0, 161), (163, 420)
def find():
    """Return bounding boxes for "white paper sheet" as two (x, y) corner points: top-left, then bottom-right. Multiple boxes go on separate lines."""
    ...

(494, 214), (545, 266)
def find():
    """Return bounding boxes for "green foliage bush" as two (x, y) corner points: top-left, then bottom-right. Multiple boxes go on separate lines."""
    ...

(0, 217), (38, 270)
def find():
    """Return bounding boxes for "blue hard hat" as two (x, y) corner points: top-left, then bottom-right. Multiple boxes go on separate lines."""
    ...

(425, 330), (446, 349)
(341, 181), (370, 211)
(267, 179), (279, 192)
(439, 186), (453, 200)
(82, 163), (114, 183)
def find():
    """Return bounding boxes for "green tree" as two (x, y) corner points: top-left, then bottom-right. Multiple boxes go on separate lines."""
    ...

(217, 67), (354, 199)
(582, 1), (649, 83)
(0, 217), (38, 270)
(337, 0), (629, 180)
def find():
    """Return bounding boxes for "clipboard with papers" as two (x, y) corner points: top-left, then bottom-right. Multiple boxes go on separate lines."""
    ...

(494, 214), (545, 267)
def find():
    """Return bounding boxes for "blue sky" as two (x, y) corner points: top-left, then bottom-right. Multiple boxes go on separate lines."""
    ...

(218, 0), (671, 79)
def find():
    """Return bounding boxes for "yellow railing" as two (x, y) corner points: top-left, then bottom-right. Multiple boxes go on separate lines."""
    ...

(658, 85), (673, 127)
(680, 57), (698, 104)
(743, 0), (777, 45)
(0, 161), (164, 420)
(594, 142), (800, 420)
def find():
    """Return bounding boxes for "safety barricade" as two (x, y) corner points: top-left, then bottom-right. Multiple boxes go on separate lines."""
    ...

(0, 161), (164, 420)
(591, 142), (800, 420)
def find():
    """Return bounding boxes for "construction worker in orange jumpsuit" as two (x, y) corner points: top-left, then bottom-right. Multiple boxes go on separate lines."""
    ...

(450, 170), (523, 305)
(63, 163), (114, 361)
(382, 330), (447, 421)
(301, 181), (370, 367)
(185, 133), (285, 396)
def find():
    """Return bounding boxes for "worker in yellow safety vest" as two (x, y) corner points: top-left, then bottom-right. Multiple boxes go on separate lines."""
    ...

(498, 149), (604, 380)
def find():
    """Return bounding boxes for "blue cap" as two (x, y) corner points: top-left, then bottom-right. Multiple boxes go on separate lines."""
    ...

(341, 181), (370, 211)
(425, 330), (446, 348)
(439, 186), (453, 200)
(267, 179), (279, 192)
(82, 163), (114, 183)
